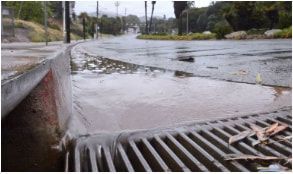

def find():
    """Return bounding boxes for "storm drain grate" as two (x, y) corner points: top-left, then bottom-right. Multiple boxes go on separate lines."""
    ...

(65, 107), (292, 172)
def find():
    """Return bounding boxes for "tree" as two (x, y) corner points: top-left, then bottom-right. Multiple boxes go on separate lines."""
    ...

(5, 1), (48, 24)
(144, 1), (148, 34)
(149, 1), (156, 33)
(99, 15), (122, 35)
(264, 3), (279, 29)
(173, 1), (187, 35)
(48, 1), (62, 19)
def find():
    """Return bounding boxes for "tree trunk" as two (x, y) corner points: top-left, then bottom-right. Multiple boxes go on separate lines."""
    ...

(178, 14), (183, 35)
(149, 3), (155, 33)
(144, 1), (148, 34)
(82, 18), (86, 40)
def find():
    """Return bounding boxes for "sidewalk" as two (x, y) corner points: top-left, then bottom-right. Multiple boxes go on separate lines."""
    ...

(1, 41), (66, 81)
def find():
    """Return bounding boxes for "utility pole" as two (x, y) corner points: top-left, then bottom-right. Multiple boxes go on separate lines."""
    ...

(63, 1), (71, 43)
(96, 1), (99, 39)
(115, 1), (120, 17)
(124, 8), (127, 33)
(186, 9), (189, 34)
(82, 17), (85, 40)
(144, 1), (148, 34)
(43, 1), (48, 46)
(65, 1), (70, 43)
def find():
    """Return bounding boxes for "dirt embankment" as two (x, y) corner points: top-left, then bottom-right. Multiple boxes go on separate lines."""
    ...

(2, 19), (82, 43)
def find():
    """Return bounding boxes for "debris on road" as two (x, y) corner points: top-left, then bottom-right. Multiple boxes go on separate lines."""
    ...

(206, 66), (218, 69)
(250, 122), (289, 146)
(228, 122), (289, 146)
(256, 73), (262, 84)
(232, 69), (248, 75)
(224, 154), (285, 161)
(258, 163), (290, 172)
(267, 135), (292, 145)
(228, 130), (254, 144)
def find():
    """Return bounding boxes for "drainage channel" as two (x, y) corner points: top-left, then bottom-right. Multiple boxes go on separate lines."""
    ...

(65, 107), (292, 172)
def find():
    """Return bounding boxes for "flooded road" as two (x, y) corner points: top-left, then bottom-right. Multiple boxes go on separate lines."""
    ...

(71, 39), (291, 133)
(79, 34), (291, 87)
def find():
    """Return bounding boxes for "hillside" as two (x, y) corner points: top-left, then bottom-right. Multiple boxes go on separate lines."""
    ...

(2, 19), (82, 43)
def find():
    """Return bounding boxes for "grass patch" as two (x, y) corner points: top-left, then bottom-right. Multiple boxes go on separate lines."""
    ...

(274, 26), (292, 38)
(137, 33), (216, 40)
(15, 19), (81, 42)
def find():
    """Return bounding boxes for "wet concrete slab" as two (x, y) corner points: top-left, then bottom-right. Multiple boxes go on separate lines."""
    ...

(71, 50), (291, 133)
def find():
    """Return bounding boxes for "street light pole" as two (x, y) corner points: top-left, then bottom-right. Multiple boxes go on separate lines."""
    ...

(115, 1), (120, 17)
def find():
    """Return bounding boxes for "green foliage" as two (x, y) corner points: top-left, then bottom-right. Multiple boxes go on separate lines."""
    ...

(48, 1), (62, 19)
(137, 33), (216, 40)
(100, 15), (122, 35)
(5, 1), (51, 24)
(274, 26), (292, 38)
(212, 21), (233, 39)
(246, 28), (267, 35)
(278, 11), (292, 29)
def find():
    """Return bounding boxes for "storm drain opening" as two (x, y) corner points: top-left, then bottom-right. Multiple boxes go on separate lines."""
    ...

(66, 108), (292, 172)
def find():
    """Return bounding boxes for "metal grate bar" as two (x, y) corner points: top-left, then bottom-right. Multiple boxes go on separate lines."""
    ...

(164, 133), (209, 172)
(102, 146), (116, 172)
(140, 138), (170, 171)
(152, 135), (191, 172)
(209, 124), (263, 156)
(116, 143), (134, 172)
(67, 108), (292, 172)
(240, 117), (292, 155)
(189, 130), (248, 172)
(177, 131), (230, 172)
(201, 129), (256, 171)
(218, 121), (286, 158)
(88, 146), (98, 171)
(128, 140), (152, 172)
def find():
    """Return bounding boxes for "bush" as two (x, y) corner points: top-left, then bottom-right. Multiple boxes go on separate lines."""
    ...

(212, 21), (233, 39)
(274, 26), (292, 38)
(246, 28), (267, 35)
(48, 23), (61, 30)
(137, 33), (216, 40)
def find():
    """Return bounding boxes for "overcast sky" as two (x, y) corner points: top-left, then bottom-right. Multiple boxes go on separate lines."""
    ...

(75, 0), (214, 18)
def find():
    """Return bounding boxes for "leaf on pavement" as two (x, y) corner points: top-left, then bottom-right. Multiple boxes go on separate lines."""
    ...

(265, 122), (279, 135)
(250, 123), (267, 142)
(268, 123), (288, 136)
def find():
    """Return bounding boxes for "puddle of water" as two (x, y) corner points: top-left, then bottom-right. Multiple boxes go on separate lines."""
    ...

(71, 54), (292, 133)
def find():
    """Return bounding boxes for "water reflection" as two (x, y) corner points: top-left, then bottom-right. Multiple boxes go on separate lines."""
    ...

(71, 54), (170, 76)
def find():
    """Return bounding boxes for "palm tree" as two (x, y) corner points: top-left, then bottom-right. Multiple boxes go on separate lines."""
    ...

(149, 1), (156, 33)
(79, 12), (90, 40)
(144, 1), (148, 34)
(173, 1), (187, 35)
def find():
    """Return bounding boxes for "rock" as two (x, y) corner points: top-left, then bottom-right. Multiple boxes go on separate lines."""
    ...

(264, 29), (282, 38)
(203, 31), (212, 35)
(225, 31), (247, 39)
(178, 56), (194, 62)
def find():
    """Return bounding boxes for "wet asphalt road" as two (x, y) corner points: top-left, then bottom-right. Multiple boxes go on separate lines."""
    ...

(79, 34), (292, 87)
(71, 35), (291, 133)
